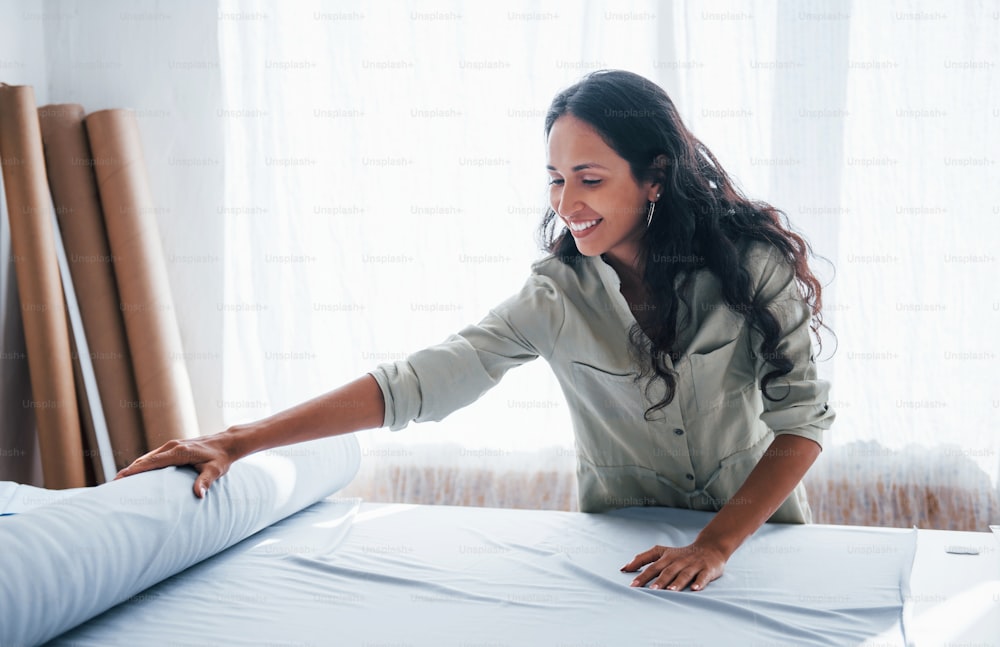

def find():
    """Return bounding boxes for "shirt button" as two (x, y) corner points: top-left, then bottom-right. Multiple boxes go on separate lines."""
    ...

(685, 473), (695, 481)
(673, 428), (684, 436)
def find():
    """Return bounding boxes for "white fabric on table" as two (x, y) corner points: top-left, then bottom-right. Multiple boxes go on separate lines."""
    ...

(0, 434), (360, 647)
(49, 501), (917, 646)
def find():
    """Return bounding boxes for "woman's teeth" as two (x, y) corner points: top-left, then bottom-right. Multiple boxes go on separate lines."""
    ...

(569, 219), (601, 232)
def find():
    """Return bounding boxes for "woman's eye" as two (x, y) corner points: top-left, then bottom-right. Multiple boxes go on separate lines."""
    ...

(548, 178), (564, 186)
(582, 179), (602, 185)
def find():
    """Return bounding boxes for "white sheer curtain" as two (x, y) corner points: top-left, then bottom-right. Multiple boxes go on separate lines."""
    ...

(216, 0), (669, 508)
(667, 1), (999, 528)
(823, 2), (999, 527)
(216, 0), (999, 526)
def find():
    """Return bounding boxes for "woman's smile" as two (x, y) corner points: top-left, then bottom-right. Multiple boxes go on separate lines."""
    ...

(566, 218), (603, 236)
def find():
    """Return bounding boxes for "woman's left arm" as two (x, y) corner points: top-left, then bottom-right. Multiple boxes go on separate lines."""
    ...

(622, 242), (832, 591)
(621, 433), (821, 591)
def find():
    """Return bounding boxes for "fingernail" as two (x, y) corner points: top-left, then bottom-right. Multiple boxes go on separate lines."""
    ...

(692, 585), (701, 590)
(630, 580), (638, 587)
(200, 486), (207, 498)
(649, 584), (659, 590)
(667, 585), (676, 591)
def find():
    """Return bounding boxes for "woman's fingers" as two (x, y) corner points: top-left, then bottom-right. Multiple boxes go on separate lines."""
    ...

(115, 450), (171, 478)
(112, 434), (234, 499)
(650, 564), (699, 591)
(620, 545), (664, 572)
(193, 475), (209, 498)
(114, 446), (169, 479)
(688, 570), (714, 592)
(114, 439), (209, 479)
(630, 553), (681, 588)
(192, 463), (228, 499)
(624, 543), (726, 592)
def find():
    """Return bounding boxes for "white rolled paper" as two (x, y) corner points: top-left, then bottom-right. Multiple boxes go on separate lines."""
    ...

(0, 434), (360, 646)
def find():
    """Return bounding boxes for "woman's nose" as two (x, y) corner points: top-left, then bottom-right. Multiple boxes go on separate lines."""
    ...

(557, 186), (582, 218)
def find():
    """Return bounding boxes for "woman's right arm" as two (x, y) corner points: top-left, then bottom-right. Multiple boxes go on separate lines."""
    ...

(116, 268), (563, 497)
(113, 374), (385, 498)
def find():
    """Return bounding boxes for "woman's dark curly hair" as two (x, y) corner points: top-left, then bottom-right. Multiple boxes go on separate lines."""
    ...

(537, 69), (831, 420)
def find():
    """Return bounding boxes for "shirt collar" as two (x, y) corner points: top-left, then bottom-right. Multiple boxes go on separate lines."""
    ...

(591, 253), (641, 334)
(588, 253), (676, 370)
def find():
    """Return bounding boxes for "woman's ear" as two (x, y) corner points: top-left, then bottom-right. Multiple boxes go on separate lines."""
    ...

(647, 154), (669, 201)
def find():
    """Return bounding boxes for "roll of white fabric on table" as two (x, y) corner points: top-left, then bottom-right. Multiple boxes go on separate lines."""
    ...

(0, 434), (360, 647)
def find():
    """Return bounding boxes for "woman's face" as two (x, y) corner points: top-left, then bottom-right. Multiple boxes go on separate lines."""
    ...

(546, 113), (659, 270)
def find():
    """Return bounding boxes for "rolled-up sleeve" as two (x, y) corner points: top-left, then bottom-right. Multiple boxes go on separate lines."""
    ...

(367, 272), (566, 431)
(749, 244), (835, 447)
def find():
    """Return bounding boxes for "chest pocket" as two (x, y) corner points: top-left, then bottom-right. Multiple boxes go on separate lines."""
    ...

(569, 361), (644, 422)
(688, 336), (756, 413)
(568, 361), (658, 467)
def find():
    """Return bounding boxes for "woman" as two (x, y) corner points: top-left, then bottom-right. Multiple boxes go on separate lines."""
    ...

(116, 69), (835, 593)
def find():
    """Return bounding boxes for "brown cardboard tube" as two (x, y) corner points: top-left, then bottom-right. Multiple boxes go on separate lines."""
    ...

(85, 109), (199, 448)
(67, 326), (98, 485)
(38, 103), (148, 470)
(0, 84), (86, 489)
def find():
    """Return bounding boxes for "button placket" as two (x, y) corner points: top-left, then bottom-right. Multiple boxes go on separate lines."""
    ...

(644, 377), (697, 492)
(593, 256), (701, 493)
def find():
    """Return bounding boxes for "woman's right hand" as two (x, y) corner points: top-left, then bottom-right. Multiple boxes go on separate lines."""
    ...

(113, 431), (240, 498)
(112, 376), (384, 497)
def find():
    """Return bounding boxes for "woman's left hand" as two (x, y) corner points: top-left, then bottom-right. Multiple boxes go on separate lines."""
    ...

(620, 541), (728, 592)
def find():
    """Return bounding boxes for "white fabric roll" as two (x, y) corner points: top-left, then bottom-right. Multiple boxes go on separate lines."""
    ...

(0, 434), (360, 647)
(0, 482), (89, 515)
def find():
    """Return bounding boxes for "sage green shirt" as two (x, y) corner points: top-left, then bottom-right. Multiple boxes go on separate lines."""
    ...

(368, 241), (835, 523)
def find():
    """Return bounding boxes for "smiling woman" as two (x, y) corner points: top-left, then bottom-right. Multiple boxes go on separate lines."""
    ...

(118, 69), (835, 593)
(539, 70), (829, 425)
(546, 115), (654, 266)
